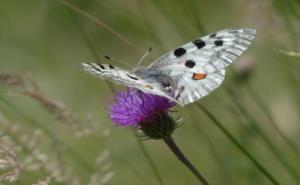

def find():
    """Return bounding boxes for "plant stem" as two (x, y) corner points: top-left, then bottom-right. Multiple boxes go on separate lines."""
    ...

(135, 135), (165, 185)
(226, 88), (300, 183)
(68, 10), (116, 94)
(163, 136), (210, 185)
(111, 153), (153, 185)
(196, 103), (282, 185)
(190, 112), (236, 185)
(246, 84), (300, 157)
(58, 0), (141, 52)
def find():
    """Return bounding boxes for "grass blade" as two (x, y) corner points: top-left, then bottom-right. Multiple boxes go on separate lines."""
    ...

(58, 0), (142, 52)
(134, 135), (165, 185)
(195, 103), (282, 185)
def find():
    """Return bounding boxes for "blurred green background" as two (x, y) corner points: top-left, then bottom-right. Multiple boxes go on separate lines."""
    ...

(0, 0), (300, 185)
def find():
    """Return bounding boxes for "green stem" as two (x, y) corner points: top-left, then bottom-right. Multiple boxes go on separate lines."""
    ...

(135, 0), (165, 53)
(68, 10), (116, 94)
(231, 68), (300, 159)
(190, 115), (236, 185)
(226, 88), (300, 183)
(111, 153), (152, 185)
(196, 103), (282, 185)
(246, 84), (300, 157)
(134, 135), (165, 185)
(58, 0), (141, 52)
(163, 136), (210, 185)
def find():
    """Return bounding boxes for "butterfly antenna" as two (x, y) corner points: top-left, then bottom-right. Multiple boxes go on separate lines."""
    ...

(135, 47), (152, 69)
(104, 56), (133, 68)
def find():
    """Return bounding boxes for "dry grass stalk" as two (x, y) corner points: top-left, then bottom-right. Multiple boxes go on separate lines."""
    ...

(0, 72), (77, 127)
(74, 113), (98, 138)
(278, 50), (300, 58)
(0, 72), (101, 137)
(1, 113), (81, 184)
(0, 72), (26, 88)
(0, 115), (21, 183)
(32, 176), (51, 185)
(0, 146), (20, 183)
(88, 129), (114, 185)
(21, 90), (78, 127)
(0, 72), (114, 184)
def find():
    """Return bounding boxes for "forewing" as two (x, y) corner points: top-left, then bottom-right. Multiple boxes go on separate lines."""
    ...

(149, 28), (256, 73)
(80, 63), (177, 101)
(80, 63), (146, 89)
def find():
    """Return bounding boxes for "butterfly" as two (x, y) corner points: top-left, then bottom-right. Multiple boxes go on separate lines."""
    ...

(80, 28), (256, 106)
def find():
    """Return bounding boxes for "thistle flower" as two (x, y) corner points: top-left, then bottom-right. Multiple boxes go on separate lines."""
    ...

(109, 88), (177, 139)
(109, 88), (209, 185)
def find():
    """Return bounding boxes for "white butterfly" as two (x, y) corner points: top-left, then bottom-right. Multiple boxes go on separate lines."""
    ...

(80, 28), (256, 106)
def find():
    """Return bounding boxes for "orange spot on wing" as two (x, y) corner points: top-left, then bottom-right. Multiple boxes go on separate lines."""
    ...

(192, 73), (207, 80)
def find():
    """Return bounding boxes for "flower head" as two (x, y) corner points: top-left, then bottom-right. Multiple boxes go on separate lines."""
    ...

(109, 88), (178, 139)
(110, 88), (175, 126)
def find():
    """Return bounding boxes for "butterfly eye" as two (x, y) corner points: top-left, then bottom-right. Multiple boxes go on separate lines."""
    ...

(162, 81), (171, 88)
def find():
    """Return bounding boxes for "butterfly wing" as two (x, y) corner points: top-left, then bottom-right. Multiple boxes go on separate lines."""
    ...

(149, 28), (256, 73)
(80, 63), (178, 101)
(80, 63), (142, 87)
(144, 28), (255, 105)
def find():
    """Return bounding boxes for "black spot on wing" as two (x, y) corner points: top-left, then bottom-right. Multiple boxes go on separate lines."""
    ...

(127, 74), (139, 80)
(185, 60), (196, 68)
(89, 64), (104, 73)
(215, 40), (223, 46)
(209, 33), (217, 38)
(174, 48), (187, 57)
(93, 67), (103, 73)
(193, 39), (206, 49)
(98, 64), (105, 70)
(108, 64), (115, 69)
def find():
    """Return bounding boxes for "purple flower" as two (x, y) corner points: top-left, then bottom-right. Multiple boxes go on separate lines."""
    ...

(109, 88), (176, 127)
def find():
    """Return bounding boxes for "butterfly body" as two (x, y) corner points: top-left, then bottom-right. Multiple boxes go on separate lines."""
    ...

(80, 28), (256, 106)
